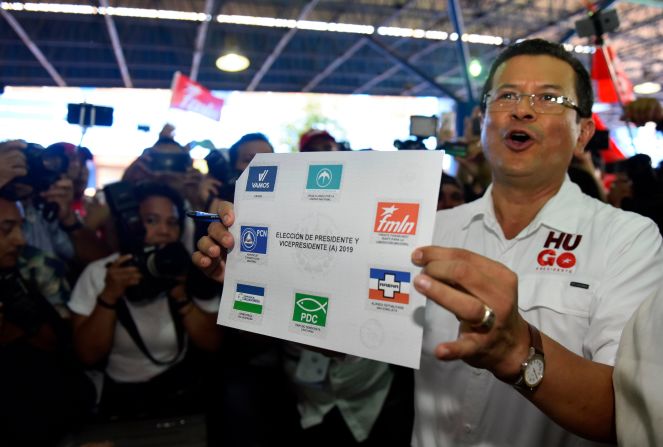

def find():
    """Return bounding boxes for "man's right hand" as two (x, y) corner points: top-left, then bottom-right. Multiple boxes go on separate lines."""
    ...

(192, 201), (235, 283)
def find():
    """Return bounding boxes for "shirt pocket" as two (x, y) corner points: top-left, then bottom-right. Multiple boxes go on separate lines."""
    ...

(518, 274), (593, 318)
(518, 275), (594, 355)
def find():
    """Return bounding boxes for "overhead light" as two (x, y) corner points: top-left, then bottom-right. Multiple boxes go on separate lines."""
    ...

(633, 81), (661, 95)
(469, 59), (482, 77)
(216, 53), (250, 72)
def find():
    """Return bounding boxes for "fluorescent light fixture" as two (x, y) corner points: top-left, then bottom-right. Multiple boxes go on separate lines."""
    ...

(1, 2), (502, 44)
(633, 81), (661, 95)
(216, 53), (250, 72)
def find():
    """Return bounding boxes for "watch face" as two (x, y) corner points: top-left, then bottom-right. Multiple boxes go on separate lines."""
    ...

(524, 356), (545, 387)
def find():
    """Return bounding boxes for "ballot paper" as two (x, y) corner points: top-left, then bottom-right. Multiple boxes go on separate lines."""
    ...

(218, 150), (443, 368)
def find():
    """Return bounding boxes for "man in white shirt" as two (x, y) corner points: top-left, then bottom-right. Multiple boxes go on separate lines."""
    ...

(193, 39), (663, 446)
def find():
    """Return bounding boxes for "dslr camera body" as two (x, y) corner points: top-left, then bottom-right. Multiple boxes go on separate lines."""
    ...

(1, 143), (71, 221)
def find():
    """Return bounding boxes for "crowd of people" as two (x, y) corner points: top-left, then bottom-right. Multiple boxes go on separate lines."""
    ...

(1, 38), (662, 446)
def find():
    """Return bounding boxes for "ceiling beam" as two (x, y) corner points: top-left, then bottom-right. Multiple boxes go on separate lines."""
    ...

(365, 35), (461, 101)
(0, 8), (66, 86)
(402, 3), (596, 97)
(301, 0), (420, 92)
(247, 0), (320, 91)
(448, 0), (475, 103)
(99, 0), (132, 87)
(354, 42), (444, 94)
(190, 0), (215, 82)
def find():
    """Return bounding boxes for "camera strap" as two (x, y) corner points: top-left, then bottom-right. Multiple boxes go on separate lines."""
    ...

(115, 297), (186, 366)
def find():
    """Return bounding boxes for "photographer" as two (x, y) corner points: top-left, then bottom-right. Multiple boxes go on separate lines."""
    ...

(0, 140), (110, 269)
(121, 127), (203, 252)
(0, 196), (94, 446)
(203, 132), (274, 208)
(68, 182), (222, 420)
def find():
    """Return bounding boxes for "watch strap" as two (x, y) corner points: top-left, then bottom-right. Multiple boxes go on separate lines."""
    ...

(512, 322), (544, 390)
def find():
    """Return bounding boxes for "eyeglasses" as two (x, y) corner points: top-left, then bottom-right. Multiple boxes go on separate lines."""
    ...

(483, 92), (581, 115)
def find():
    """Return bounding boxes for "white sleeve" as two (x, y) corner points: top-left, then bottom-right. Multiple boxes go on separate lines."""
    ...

(68, 254), (117, 317)
(588, 216), (663, 364)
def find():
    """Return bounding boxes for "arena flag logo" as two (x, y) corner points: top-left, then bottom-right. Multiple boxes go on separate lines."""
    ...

(536, 231), (583, 272)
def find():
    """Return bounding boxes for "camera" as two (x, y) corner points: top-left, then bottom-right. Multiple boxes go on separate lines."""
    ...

(205, 149), (238, 202)
(394, 115), (438, 150)
(147, 151), (192, 173)
(0, 269), (44, 335)
(1, 143), (70, 220)
(103, 181), (191, 303)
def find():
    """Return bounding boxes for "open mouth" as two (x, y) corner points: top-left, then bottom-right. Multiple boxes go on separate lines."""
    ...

(505, 130), (535, 149)
(508, 131), (532, 143)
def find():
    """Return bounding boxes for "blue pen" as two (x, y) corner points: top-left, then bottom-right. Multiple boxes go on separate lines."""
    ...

(186, 210), (222, 222)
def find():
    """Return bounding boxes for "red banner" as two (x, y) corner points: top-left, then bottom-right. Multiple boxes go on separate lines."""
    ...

(591, 46), (634, 104)
(169, 72), (224, 121)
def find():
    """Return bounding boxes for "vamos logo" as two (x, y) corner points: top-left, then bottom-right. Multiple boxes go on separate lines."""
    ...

(293, 293), (328, 327)
(373, 202), (420, 235)
(246, 166), (278, 192)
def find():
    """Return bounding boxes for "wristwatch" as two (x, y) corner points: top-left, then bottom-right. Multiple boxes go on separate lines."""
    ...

(513, 323), (545, 391)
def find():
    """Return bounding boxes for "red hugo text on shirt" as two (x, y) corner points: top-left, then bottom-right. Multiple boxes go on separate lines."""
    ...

(536, 231), (583, 270)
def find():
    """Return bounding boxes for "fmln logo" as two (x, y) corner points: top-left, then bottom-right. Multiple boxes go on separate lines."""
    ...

(246, 166), (278, 192)
(306, 165), (343, 190)
(373, 202), (420, 235)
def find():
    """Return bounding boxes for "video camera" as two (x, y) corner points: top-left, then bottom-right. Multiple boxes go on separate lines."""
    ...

(394, 115), (438, 150)
(1, 143), (70, 221)
(103, 181), (191, 303)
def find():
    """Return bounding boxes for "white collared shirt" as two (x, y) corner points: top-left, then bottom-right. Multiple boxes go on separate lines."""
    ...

(414, 178), (663, 447)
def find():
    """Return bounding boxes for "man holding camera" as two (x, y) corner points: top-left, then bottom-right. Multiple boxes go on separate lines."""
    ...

(193, 39), (663, 446)
(0, 140), (109, 270)
(0, 196), (94, 445)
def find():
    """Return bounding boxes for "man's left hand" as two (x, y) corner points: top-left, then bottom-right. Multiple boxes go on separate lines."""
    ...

(41, 176), (75, 223)
(411, 246), (530, 382)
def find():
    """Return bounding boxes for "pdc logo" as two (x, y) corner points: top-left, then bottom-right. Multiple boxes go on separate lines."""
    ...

(240, 226), (269, 254)
(536, 231), (582, 271)
(373, 202), (420, 235)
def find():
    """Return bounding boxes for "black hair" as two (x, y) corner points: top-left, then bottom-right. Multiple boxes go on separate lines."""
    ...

(617, 154), (659, 198)
(133, 181), (185, 230)
(228, 132), (273, 170)
(480, 39), (593, 118)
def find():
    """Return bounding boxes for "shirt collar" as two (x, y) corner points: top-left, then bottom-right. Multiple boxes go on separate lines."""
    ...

(462, 176), (584, 236)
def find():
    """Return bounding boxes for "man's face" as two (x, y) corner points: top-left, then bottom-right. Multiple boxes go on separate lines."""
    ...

(139, 196), (181, 246)
(481, 55), (594, 189)
(0, 199), (25, 269)
(235, 140), (273, 173)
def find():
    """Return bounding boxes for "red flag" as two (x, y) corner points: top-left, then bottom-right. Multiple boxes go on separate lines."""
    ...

(592, 113), (625, 163)
(591, 46), (634, 104)
(170, 72), (224, 121)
